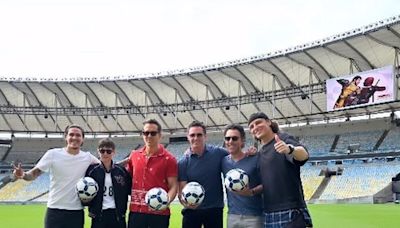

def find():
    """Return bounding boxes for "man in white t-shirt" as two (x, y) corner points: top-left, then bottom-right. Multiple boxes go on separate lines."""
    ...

(13, 124), (99, 228)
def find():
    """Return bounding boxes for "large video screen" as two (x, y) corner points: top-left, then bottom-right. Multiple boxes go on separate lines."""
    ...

(326, 65), (395, 111)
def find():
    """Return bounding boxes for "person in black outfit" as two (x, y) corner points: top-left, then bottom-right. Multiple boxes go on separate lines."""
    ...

(248, 112), (313, 228)
(85, 138), (132, 228)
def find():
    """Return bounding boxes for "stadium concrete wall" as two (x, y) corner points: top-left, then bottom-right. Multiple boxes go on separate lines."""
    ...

(373, 183), (393, 204)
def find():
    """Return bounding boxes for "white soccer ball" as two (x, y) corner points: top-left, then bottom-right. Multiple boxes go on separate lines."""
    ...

(181, 182), (205, 207)
(76, 177), (99, 202)
(145, 187), (169, 211)
(224, 168), (249, 192)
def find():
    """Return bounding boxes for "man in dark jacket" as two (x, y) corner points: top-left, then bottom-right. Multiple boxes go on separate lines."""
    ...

(85, 138), (132, 228)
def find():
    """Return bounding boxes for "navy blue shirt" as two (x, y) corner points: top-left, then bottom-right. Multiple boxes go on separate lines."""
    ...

(222, 154), (263, 216)
(178, 144), (228, 209)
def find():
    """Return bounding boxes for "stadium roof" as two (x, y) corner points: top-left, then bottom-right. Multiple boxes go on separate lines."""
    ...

(1, 15), (400, 134)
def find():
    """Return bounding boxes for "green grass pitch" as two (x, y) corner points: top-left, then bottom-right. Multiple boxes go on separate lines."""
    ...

(0, 203), (399, 228)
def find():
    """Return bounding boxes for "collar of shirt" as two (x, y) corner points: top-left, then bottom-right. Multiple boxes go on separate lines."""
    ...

(138, 144), (167, 157)
(187, 144), (211, 157)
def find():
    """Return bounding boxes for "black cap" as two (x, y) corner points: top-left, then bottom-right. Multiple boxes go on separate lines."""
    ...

(248, 112), (269, 125)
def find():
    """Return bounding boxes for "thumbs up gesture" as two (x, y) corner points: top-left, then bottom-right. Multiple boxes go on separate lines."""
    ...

(274, 134), (291, 154)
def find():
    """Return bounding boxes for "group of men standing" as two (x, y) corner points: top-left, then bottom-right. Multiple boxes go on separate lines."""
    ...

(13, 111), (312, 228)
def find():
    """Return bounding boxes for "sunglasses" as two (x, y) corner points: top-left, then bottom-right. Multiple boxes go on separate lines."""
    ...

(99, 148), (113, 154)
(142, 131), (158, 136)
(189, 133), (204, 138)
(224, 136), (240, 142)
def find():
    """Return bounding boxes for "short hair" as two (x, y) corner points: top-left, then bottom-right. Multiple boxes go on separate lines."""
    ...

(143, 119), (162, 132)
(64, 124), (85, 138)
(98, 138), (115, 150)
(187, 120), (206, 134)
(224, 124), (245, 141)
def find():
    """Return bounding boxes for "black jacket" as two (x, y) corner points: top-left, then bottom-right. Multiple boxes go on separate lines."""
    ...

(85, 161), (132, 221)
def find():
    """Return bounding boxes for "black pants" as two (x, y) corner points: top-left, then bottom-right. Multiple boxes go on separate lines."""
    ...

(91, 209), (126, 228)
(45, 208), (84, 228)
(128, 212), (170, 228)
(182, 207), (223, 228)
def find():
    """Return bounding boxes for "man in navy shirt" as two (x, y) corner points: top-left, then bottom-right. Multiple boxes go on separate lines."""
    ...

(221, 124), (263, 228)
(178, 120), (227, 228)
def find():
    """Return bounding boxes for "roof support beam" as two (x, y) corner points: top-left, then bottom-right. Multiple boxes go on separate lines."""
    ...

(343, 40), (375, 70)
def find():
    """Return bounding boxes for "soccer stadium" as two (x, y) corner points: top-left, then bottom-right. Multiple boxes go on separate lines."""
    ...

(1, 14), (400, 228)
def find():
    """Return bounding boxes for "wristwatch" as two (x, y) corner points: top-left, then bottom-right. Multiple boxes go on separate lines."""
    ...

(288, 144), (295, 155)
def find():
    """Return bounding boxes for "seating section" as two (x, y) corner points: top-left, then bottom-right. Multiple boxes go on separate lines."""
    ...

(32, 192), (48, 202)
(379, 128), (400, 152)
(335, 130), (384, 153)
(319, 162), (400, 200)
(114, 145), (134, 161)
(0, 179), (30, 201)
(0, 173), (8, 180)
(0, 173), (50, 202)
(2, 123), (400, 203)
(297, 128), (400, 156)
(166, 142), (190, 160)
(0, 146), (10, 161)
(300, 135), (335, 156)
(1, 159), (399, 202)
(207, 137), (224, 147)
(301, 166), (324, 200)
(6, 138), (63, 164)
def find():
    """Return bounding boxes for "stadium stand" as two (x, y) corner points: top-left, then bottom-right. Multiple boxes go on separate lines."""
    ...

(300, 165), (324, 200)
(0, 179), (30, 201)
(4, 138), (63, 164)
(318, 161), (400, 202)
(379, 127), (400, 152)
(300, 134), (336, 156)
(2, 119), (400, 204)
(0, 173), (49, 202)
(165, 142), (189, 160)
(334, 130), (384, 153)
(32, 192), (48, 203)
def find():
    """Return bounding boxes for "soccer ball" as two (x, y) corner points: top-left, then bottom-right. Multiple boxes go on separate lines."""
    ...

(181, 182), (205, 207)
(224, 168), (249, 192)
(76, 177), (99, 202)
(145, 187), (169, 211)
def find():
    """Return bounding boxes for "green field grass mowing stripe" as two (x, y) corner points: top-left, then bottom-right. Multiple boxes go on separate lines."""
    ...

(0, 203), (399, 228)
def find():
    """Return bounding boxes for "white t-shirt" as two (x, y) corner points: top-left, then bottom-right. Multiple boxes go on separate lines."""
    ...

(36, 148), (99, 210)
(102, 172), (116, 210)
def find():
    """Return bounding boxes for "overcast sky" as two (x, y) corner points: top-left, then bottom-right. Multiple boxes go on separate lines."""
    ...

(0, 0), (399, 78)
